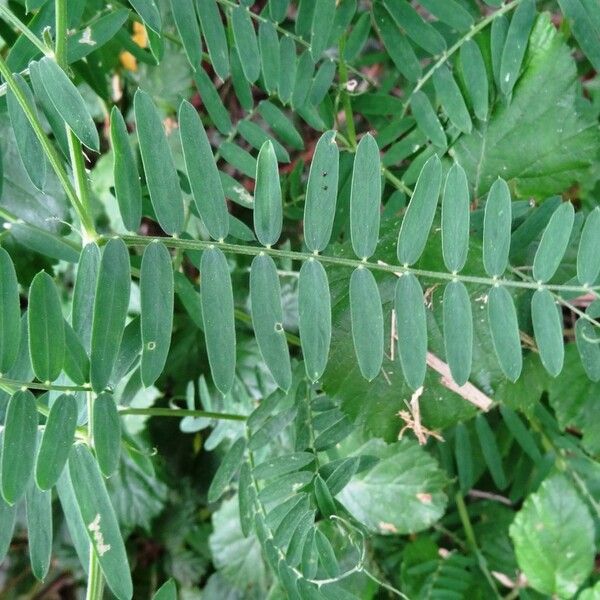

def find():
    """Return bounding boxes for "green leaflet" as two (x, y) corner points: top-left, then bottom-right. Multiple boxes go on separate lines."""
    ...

(432, 66), (472, 134)
(372, 3), (421, 82)
(383, 0), (446, 55)
(134, 89), (184, 236)
(254, 453), (315, 480)
(0, 494), (16, 562)
(110, 107), (142, 232)
(192, 67), (232, 135)
(491, 15), (509, 88)
(454, 422), (474, 492)
(532, 202), (574, 283)
(250, 254), (292, 391)
(577, 207), (600, 285)
(153, 579), (177, 600)
(304, 130), (339, 252)
(208, 438), (246, 503)
(350, 133), (381, 259)
(258, 101), (304, 150)
(397, 155), (442, 266)
(314, 475), (336, 518)
(231, 4), (261, 83)
(310, 0), (336, 60)
(278, 36), (297, 104)
(170, 0), (202, 69)
(11, 223), (80, 263)
(310, 59), (336, 105)
(230, 46), (253, 110)
(72, 242), (101, 355)
(483, 178), (512, 277)
(36, 57), (99, 152)
(345, 12), (371, 61)
(1, 390), (37, 505)
(349, 268), (384, 382)
(259, 21), (280, 95)
(140, 242), (174, 387)
(35, 394), (77, 490)
(220, 141), (256, 177)
(576, 306), (600, 381)
(499, 0), (536, 95)
(69, 444), (133, 600)
(270, 0), (290, 22)
(93, 393), (121, 477)
(531, 288), (564, 377)
(25, 478), (52, 580)
(410, 91), (446, 148)
(129, 0), (161, 33)
(90, 238), (131, 393)
(441, 163), (470, 273)
(28, 271), (65, 383)
(509, 474), (594, 597)
(395, 273), (427, 390)
(418, 0), (473, 31)
(238, 461), (254, 537)
(238, 121), (290, 163)
(0, 247), (21, 374)
(254, 141), (283, 247)
(558, 0), (600, 72)
(488, 285), (523, 382)
(499, 405), (541, 462)
(443, 281), (473, 386)
(200, 247), (236, 395)
(292, 51), (315, 109)
(475, 414), (507, 489)
(179, 101), (229, 241)
(196, 0), (229, 80)
(460, 40), (489, 121)
(298, 259), (331, 382)
(6, 72), (45, 190)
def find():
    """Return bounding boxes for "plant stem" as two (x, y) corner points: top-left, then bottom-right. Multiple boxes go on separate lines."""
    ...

(0, 5), (52, 56)
(0, 376), (89, 392)
(118, 407), (247, 421)
(114, 234), (600, 297)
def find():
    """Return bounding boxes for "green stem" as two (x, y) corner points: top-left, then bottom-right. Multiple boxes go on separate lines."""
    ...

(118, 407), (247, 421)
(114, 234), (600, 297)
(401, 0), (525, 117)
(0, 376), (89, 392)
(0, 5), (52, 56)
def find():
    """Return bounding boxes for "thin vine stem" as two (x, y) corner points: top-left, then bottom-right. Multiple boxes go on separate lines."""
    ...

(0, 5), (52, 56)
(114, 234), (600, 297)
(400, 0), (526, 117)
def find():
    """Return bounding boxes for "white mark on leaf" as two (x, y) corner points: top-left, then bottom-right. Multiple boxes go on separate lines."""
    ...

(88, 514), (111, 556)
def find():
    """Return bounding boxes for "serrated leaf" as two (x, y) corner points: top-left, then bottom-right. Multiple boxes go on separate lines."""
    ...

(170, 0), (202, 69)
(397, 155), (442, 265)
(134, 89), (183, 235)
(36, 57), (99, 151)
(509, 474), (594, 597)
(310, 0), (335, 60)
(200, 247), (236, 395)
(443, 280), (473, 386)
(1, 390), (37, 505)
(349, 267), (383, 382)
(442, 163), (470, 273)
(299, 259), (331, 382)
(110, 107), (142, 232)
(7, 72), (45, 189)
(231, 4), (260, 83)
(196, 0), (229, 80)
(140, 242), (173, 387)
(350, 133), (381, 259)
(93, 393), (121, 477)
(531, 288), (564, 377)
(250, 254), (292, 391)
(395, 273), (427, 390)
(460, 40), (489, 122)
(304, 130), (339, 252)
(577, 207), (600, 285)
(532, 202), (574, 283)
(0, 247), (21, 374)
(90, 238), (131, 392)
(432, 66), (472, 134)
(500, 0), (536, 95)
(35, 394), (77, 490)
(337, 438), (447, 534)
(25, 477), (52, 580)
(483, 178), (511, 277)
(208, 438), (246, 503)
(254, 141), (282, 247)
(28, 271), (65, 383)
(69, 444), (133, 600)
(487, 285), (523, 381)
